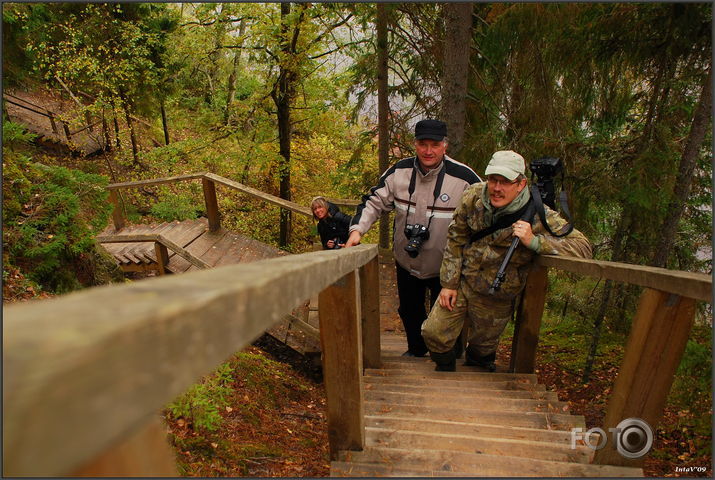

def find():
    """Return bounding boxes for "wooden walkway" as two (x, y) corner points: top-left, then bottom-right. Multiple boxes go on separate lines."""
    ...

(98, 218), (287, 273)
(98, 218), (320, 354)
(331, 332), (643, 477)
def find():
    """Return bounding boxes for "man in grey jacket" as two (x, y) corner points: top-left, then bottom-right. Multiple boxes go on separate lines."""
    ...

(345, 119), (481, 356)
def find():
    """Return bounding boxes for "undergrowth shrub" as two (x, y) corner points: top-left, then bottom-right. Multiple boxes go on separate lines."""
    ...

(167, 362), (235, 432)
(3, 120), (115, 293)
(150, 193), (199, 221)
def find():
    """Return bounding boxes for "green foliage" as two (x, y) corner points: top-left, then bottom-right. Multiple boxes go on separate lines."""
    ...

(150, 194), (199, 222)
(166, 362), (235, 432)
(3, 121), (113, 293)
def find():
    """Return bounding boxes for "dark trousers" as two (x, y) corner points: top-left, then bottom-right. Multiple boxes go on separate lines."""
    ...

(395, 262), (441, 356)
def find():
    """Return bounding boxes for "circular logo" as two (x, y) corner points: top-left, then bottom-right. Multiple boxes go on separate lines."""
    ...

(440, 193), (450, 202)
(615, 418), (653, 459)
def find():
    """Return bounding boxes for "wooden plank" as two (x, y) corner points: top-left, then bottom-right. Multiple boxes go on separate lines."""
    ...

(594, 289), (697, 467)
(364, 427), (592, 464)
(97, 232), (210, 270)
(365, 368), (537, 383)
(510, 265), (549, 373)
(205, 172), (312, 217)
(4, 244), (378, 476)
(162, 218), (208, 250)
(537, 255), (711, 302)
(171, 229), (229, 273)
(154, 243), (169, 275)
(365, 403), (584, 430)
(364, 375), (546, 392)
(71, 416), (176, 477)
(202, 178), (220, 232)
(378, 358), (509, 373)
(319, 270), (365, 459)
(364, 390), (567, 413)
(333, 447), (643, 477)
(365, 416), (571, 443)
(359, 255), (381, 369)
(107, 173), (205, 190)
(365, 382), (557, 400)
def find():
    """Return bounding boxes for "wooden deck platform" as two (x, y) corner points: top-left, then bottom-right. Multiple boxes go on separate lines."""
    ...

(98, 218), (320, 355)
(331, 332), (644, 477)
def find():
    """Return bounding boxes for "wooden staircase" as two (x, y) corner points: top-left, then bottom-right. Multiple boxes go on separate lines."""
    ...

(330, 333), (643, 477)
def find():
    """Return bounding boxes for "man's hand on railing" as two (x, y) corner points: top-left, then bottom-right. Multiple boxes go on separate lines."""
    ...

(344, 230), (362, 248)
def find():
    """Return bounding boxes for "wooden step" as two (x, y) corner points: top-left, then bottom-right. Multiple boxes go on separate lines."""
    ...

(365, 415), (575, 444)
(365, 368), (537, 383)
(379, 359), (512, 373)
(364, 375), (543, 391)
(333, 447), (644, 477)
(365, 427), (592, 463)
(364, 379), (553, 399)
(365, 402), (585, 430)
(364, 390), (568, 413)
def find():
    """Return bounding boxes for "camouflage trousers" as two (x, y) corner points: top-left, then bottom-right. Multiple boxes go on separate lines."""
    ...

(421, 279), (514, 357)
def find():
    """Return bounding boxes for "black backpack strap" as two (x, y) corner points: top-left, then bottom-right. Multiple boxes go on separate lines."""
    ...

(531, 184), (573, 237)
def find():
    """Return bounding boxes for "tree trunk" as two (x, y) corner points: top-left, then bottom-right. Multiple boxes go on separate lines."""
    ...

(224, 18), (247, 125)
(160, 96), (170, 145)
(205, 4), (225, 106)
(582, 208), (630, 382)
(377, 4), (391, 249)
(651, 67), (712, 268)
(273, 2), (301, 247)
(118, 90), (139, 165)
(439, 2), (473, 160)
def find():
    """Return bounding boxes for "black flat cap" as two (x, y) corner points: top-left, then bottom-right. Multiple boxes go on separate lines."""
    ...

(415, 119), (447, 141)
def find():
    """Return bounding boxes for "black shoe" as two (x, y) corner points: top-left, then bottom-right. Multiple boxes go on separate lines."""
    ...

(429, 350), (456, 372)
(402, 350), (427, 357)
(464, 351), (496, 372)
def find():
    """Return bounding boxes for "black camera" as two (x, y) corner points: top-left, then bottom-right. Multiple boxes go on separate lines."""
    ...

(529, 157), (563, 209)
(328, 237), (342, 249)
(404, 224), (430, 258)
(529, 157), (562, 179)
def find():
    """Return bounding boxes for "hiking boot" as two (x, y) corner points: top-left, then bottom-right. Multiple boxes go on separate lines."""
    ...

(429, 350), (456, 372)
(464, 350), (496, 372)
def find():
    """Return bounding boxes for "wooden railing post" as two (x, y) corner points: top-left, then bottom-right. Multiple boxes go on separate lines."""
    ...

(62, 121), (72, 142)
(202, 177), (220, 232)
(48, 112), (59, 134)
(359, 255), (381, 369)
(107, 189), (125, 231)
(509, 265), (548, 373)
(154, 242), (169, 275)
(319, 270), (365, 459)
(593, 288), (697, 467)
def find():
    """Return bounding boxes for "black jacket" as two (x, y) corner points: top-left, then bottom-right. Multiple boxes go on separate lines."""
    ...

(317, 202), (352, 249)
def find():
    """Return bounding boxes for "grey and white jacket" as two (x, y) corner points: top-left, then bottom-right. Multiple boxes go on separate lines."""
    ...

(350, 156), (480, 279)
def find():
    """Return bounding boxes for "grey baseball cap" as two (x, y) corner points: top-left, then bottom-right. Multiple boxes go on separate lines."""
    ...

(484, 150), (525, 181)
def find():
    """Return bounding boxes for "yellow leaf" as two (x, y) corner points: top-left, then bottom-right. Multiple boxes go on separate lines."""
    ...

(225, 406), (233, 413)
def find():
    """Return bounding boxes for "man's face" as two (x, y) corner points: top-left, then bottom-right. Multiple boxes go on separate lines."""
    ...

(415, 139), (447, 171)
(487, 175), (526, 208)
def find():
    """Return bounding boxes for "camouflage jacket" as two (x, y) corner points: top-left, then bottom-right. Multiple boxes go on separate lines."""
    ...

(440, 182), (592, 301)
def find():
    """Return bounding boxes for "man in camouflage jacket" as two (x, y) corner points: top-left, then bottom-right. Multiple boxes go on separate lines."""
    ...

(421, 150), (592, 371)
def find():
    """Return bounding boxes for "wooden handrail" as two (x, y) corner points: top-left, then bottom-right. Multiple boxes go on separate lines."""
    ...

(105, 172), (314, 232)
(3, 244), (379, 476)
(96, 233), (211, 270)
(536, 255), (711, 302)
(510, 254), (711, 469)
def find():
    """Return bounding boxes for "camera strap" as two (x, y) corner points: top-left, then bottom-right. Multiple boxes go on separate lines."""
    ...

(405, 161), (447, 232)
(531, 185), (574, 238)
(469, 199), (533, 245)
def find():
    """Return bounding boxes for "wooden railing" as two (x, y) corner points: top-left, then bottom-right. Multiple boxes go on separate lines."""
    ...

(106, 172), (313, 232)
(509, 255), (711, 467)
(3, 244), (380, 476)
(94, 232), (210, 273)
(3, 92), (104, 144)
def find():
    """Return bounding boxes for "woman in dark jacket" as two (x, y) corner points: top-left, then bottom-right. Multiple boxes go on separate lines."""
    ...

(311, 196), (352, 249)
